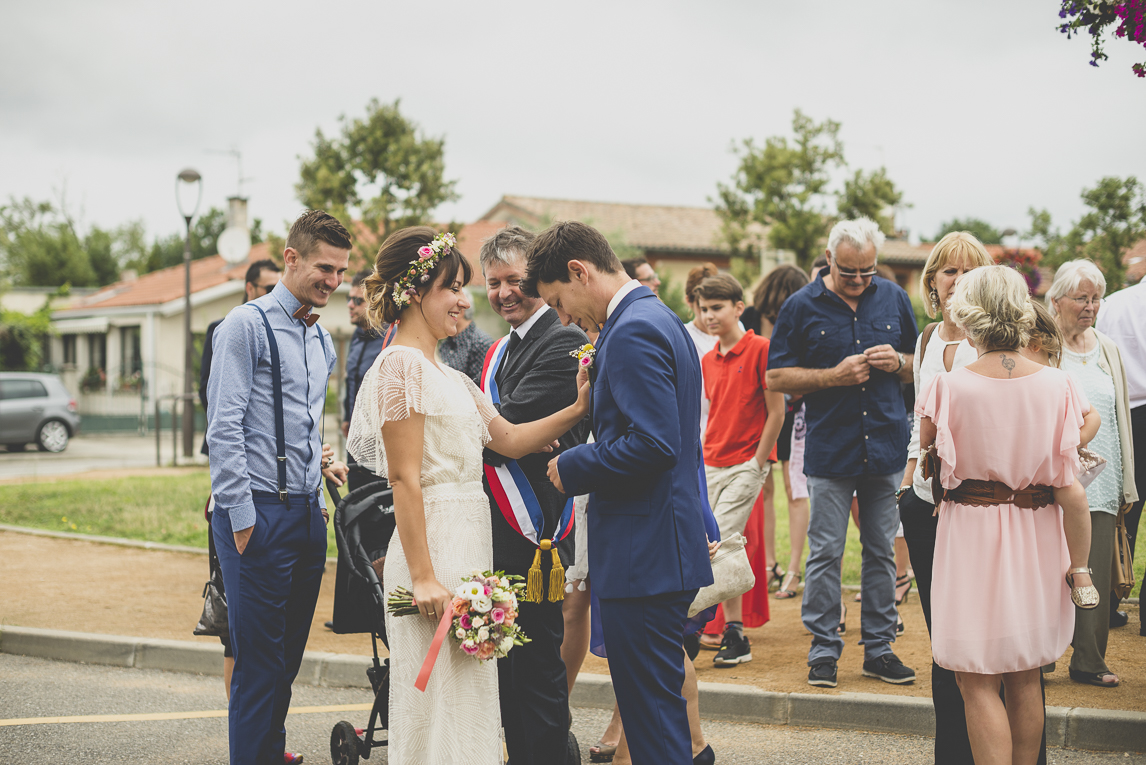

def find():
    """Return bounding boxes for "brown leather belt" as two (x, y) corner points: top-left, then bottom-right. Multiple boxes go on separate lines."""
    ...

(944, 479), (1055, 510)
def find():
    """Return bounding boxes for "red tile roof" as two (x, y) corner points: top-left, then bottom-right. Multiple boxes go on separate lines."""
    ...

(61, 244), (271, 311)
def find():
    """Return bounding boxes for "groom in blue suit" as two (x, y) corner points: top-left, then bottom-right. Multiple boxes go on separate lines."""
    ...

(523, 221), (714, 765)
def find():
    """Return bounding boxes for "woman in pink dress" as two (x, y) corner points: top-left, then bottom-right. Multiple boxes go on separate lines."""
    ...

(916, 266), (1098, 765)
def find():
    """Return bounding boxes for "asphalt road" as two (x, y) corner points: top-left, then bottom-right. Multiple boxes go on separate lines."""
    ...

(0, 433), (199, 480)
(0, 654), (1139, 765)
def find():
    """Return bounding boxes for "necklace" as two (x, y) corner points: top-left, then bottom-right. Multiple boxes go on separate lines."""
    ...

(1064, 335), (1096, 365)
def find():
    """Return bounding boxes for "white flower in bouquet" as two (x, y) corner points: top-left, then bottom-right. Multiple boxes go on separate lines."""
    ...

(473, 595), (493, 613)
(500, 636), (514, 653)
(471, 616), (484, 628)
(477, 627), (490, 642)
(458, 581), (484, 600)
(455, 628), (466, 640)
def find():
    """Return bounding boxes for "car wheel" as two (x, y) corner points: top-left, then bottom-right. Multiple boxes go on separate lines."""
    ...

(36, 420), (70, 453)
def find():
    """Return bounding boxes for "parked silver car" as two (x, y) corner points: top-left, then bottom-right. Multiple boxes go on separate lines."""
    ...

(0, 372), (82, 453)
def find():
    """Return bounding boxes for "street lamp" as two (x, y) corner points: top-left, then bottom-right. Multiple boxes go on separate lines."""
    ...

(176, 168), (202, 459)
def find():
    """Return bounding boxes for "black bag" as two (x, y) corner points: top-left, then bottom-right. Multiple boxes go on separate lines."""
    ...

(193, 568), (228, 637)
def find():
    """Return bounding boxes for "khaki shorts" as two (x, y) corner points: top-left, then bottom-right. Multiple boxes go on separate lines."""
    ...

(706, 458), (766, 540)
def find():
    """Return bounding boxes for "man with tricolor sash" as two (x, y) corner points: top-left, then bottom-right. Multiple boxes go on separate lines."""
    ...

(478, 226), (590, 765)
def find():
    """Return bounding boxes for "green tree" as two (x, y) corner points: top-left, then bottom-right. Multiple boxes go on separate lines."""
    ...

(296, 98), (459, 264)
(0, 299), (55, 371)
(1030, 177), (1146, 288)
(932, 217), (1002, 244)
(126, 207), (263, 275)
(837, 168), (906, 236)
(714, 110), (846, 271)
(0, 198), (97, 287)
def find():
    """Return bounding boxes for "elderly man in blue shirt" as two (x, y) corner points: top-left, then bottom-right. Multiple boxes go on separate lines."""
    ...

(767, 217), (918, 690)
(207, 210), (350, 765)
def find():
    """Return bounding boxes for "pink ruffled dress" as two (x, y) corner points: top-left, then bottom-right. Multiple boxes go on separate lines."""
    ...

(916, 366), (1087, 674)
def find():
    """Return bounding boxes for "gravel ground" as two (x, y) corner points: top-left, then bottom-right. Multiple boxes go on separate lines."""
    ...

(1, 654), (1140, 764)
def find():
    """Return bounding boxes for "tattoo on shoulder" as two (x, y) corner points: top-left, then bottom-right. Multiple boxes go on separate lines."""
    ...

(1000, 353), (1015, 377)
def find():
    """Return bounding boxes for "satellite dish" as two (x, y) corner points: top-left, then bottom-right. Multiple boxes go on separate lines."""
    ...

(218, 226), (252, 264)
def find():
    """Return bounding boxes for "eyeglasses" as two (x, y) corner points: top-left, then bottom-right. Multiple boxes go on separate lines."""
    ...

(638, 275), (661, 284)
(347, 297), (365, 306)
(253, 283), (275, 296)
(835, 266), (878, 280)
(1065, 296), (1102, 308)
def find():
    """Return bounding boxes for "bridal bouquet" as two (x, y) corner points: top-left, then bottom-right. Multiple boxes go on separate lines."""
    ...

(387, 571), (531, 661)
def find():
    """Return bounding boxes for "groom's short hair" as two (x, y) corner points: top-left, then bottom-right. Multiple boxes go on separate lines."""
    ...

(522, 220), (623, 297)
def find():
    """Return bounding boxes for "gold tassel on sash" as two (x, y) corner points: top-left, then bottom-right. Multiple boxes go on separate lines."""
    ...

(548, 544), (565, 603)
(525, 539), (565, 603)
(525, 542), (546, 603)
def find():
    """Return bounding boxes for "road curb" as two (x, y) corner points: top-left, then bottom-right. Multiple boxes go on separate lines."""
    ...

(3, 625), (1143, 753)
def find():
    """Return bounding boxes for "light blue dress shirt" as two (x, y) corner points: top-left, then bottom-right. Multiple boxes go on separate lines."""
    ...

(206, 282), (337, 531)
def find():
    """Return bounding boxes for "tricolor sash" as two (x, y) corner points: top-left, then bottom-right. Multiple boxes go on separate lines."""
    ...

(480, 333), (574, 602)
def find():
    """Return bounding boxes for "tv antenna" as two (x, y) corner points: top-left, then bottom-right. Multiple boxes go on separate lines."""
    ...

(206, 148), (254, 197)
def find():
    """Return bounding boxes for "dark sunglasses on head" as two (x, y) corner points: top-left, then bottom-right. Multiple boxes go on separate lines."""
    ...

(347, 296), (365, 306)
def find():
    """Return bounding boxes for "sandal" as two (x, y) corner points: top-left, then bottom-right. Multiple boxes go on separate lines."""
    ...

(590, 740), (618, 762)
(1069, 668), (1119, 687)
(895, 574), (913, 605)
(1066, 567), (1099, 610)
(698, 632), (722, 650)
(774, 571), (801, 599)
(767, 563), (784, 592)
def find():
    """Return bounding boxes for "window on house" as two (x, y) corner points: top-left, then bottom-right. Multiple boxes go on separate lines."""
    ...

(88, 334), (106, 371)
(62, 335), (77, 366)
(120, 326), (142, 376)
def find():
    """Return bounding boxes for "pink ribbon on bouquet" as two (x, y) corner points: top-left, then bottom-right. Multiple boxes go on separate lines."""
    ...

(415, 609), (454, 692)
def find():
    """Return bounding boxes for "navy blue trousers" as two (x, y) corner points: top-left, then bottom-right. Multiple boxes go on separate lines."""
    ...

(599, 589), (697, 765)
(213, 492), (327, 765)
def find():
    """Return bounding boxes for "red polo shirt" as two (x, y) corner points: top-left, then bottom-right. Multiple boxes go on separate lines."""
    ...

(702, 330), (777, 468)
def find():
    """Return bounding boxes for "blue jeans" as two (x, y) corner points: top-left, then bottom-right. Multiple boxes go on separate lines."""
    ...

(803, 472), (899, 665)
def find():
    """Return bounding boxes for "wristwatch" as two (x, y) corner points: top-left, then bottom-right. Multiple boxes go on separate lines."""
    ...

(894, 352), (906, 372)
(895, 486), (910, 502)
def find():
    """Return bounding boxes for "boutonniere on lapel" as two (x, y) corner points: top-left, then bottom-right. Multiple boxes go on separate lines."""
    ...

(570, 343), (596, 370)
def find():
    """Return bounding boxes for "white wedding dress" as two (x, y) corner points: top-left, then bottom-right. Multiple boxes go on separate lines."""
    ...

(347, 345), (502, 765)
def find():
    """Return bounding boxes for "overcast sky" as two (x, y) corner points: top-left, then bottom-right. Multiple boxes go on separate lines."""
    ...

(2, 0), (1143, 248)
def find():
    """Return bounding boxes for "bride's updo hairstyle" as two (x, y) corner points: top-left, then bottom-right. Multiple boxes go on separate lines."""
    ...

(948, 265), (1036, 352)
(364, 225), (473, 329)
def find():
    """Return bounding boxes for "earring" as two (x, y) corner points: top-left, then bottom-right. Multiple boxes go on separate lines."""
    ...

(930, 290), (940, 312)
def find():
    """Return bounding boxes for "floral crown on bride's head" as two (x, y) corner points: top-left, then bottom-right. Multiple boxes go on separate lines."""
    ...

(391, 231), (458, 309)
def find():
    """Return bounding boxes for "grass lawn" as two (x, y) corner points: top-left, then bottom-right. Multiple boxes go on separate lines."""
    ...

(0, 468), (1142, 597)
(0, 471), (340, 558)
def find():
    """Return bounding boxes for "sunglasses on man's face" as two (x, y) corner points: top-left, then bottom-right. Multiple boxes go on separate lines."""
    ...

(835, 265), (878, 280)
(347, 296), (365, 306)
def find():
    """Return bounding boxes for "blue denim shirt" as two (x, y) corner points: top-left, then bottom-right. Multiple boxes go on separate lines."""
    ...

(206, 282), (337, 530)
(768, 274), (917, 477)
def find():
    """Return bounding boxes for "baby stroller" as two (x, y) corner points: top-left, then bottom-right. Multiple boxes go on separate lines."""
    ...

(327, 478), (395, 765)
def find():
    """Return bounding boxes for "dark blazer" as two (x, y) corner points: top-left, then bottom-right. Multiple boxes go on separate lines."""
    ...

(558, 286), (714, 599)
(483, 308), (590, 578)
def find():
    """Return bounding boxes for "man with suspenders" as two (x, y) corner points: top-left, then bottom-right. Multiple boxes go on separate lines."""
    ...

(207, 210), (350, 765)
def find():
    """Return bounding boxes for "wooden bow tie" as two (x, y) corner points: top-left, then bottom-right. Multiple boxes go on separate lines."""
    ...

(292, 305), (319, 327)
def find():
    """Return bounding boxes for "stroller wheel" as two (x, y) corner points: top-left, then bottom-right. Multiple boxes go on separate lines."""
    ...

(330, 720), (361, 765)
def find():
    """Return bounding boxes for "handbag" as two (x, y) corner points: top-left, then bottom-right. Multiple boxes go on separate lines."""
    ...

(688, 532), (755, 618)
(1076, 446), (1107, 489)
(193, 568), (228, 637)
(1112, 503), (1135, 600)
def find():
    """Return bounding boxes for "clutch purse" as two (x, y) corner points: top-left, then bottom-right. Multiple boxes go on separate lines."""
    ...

(689, 532), (755, 618)
(1077, 446), (1107, 489)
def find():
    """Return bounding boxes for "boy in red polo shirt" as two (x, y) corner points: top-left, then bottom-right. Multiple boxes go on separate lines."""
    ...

(695, 273), (785, 666)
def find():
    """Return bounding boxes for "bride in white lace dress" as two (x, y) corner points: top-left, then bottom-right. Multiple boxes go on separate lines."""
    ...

(348, 227), (588, 764)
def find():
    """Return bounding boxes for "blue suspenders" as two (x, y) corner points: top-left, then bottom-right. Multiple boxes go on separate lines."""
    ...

(253, 306), (288, 500)
(251, 303), (331, 502)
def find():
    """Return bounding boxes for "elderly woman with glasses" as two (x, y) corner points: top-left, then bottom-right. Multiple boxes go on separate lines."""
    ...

(1048, 259), (1139, 688)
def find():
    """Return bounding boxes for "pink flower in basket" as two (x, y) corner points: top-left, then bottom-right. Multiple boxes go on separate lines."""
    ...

(418, 246), (434, 259)
(461, 640), (480, 656)
(491, 608), (506, 624)
(476, 642), (496, 660)
(459, 614), (472, 629)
